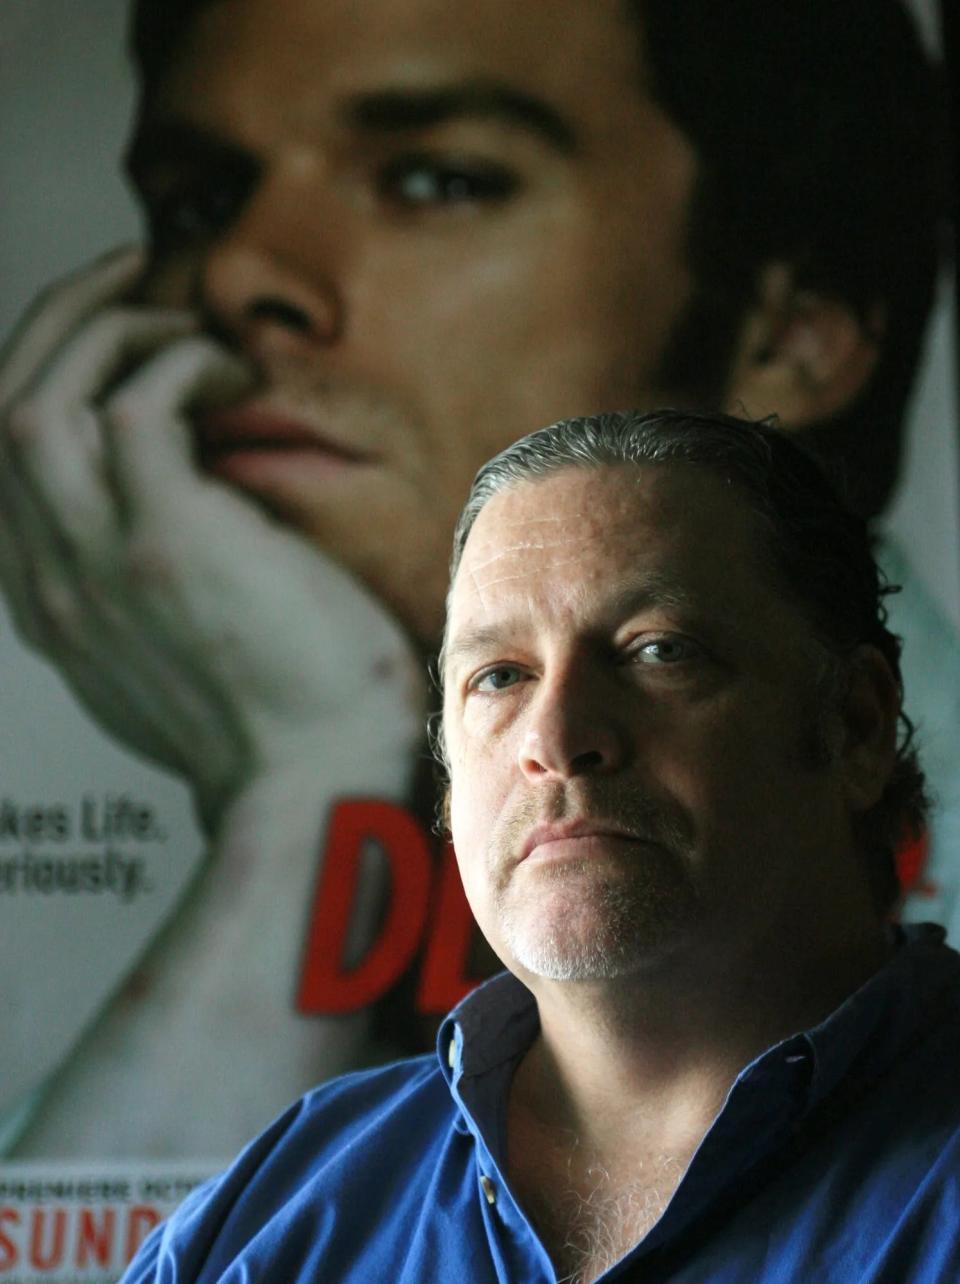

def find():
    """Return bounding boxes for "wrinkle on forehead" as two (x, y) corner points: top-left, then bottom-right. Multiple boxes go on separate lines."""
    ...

(463, 524), (594, 612)
(467, 555), (592, 611)
(454, 464), (682, 613)
(466, 534), (589, 578)
(466, 505), (597, 558)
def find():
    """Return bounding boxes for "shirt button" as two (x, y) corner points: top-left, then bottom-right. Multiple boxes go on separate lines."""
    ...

(447, 1037), (457, 1069)
(480, 1176), (497, 1206)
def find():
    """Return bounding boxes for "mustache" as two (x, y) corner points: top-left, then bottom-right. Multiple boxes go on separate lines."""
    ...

(494, 781), (694, 865)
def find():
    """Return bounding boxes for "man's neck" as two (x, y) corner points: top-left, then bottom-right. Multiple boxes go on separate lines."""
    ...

(505, 918), (892, 1279)
(521, 916), (891, 1140)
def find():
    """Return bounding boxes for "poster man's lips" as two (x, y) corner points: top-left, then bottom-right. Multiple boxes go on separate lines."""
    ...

(195, 404), (374, 463)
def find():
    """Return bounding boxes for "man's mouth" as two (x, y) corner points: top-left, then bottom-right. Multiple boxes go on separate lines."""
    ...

(194, 403), (374, 475)
(520, 819), (659, 865)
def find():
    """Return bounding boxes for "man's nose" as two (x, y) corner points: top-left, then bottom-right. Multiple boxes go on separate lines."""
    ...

(198, 171), (343, 364)
(517, 670), (629, 781)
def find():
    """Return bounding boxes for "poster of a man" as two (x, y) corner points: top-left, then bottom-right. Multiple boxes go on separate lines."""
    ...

(121, 411), (960, 1284)
(0, 0), (955, 1224)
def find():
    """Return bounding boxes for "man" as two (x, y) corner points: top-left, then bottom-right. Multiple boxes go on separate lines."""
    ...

(0, 0), (951, 1157)
(120, 411), (959, 1283)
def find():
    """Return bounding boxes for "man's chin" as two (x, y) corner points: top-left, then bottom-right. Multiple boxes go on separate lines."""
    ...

(508, 938), (643, 983)
(500, 894), (691, 984)
(509, 931), (695, 984)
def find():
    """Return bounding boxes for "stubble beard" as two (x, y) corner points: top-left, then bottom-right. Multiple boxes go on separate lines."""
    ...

(489, 788), (700, 982)
(497, 854), (699, 981)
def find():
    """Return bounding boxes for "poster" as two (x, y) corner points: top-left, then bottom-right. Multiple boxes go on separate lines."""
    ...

(0, 1164), (209, 1284)
(0, 1), (956, 1277)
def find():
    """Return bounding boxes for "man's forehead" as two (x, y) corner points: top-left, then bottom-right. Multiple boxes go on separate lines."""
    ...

(460, 464), (726, 569)
(444, 462), (817, 680)
(146, 0), (654, 138)
(160, 0), (642, 64)
(451, 463), (765, 615)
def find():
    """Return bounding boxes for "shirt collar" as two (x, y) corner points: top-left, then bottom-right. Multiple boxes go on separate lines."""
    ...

(800, 921), (959, 1108)
(437, 923), (959, 1129)
(438, 970), (537, 1087)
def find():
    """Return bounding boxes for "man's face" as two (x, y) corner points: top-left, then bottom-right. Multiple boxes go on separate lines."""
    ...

(129, 0), (697, 643)
(442, 464), (859, 984)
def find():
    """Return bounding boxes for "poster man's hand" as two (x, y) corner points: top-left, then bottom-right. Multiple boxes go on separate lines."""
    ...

(0, 249), (425, 836)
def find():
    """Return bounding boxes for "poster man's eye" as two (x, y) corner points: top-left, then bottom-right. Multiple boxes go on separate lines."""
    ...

(379, 156), (520, 207)
(136, 159), (258, 252)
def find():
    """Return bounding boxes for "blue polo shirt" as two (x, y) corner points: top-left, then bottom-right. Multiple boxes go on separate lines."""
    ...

(122, 924), (960, 1282)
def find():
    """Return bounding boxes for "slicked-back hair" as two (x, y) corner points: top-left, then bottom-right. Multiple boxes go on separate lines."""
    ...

(445, 409), (927, 914)
(129, 0), (946, 521)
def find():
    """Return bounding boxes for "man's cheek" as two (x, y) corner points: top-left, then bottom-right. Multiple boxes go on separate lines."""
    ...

(448, 784), (477, 865)
(449, 779), (497, 869)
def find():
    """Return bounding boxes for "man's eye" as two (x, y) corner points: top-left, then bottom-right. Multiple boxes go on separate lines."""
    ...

(379, 155), (519, 208)
(631, 637), (700, 665)
(471, 665), (525, 693)
(137, 169), (256, 251)
(142, 193), (208, 248)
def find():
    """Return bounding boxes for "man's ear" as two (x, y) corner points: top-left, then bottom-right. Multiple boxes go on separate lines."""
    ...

(836, 646), (900, 814)
(725, 264), (883, 428)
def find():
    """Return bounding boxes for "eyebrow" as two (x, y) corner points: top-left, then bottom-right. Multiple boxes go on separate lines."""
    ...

(442, 624), (519, 674)
(606, 578), (699, 619)
(442, 578), (701, 674)
(345, 80), (579, 154)
(125, 80), (578, 184)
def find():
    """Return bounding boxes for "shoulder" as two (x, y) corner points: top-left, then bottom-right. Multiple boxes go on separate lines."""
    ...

(122, 1054), (453, 1283)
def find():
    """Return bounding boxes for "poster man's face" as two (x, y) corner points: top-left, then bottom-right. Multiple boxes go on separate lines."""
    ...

(130, 0), (699, 642)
